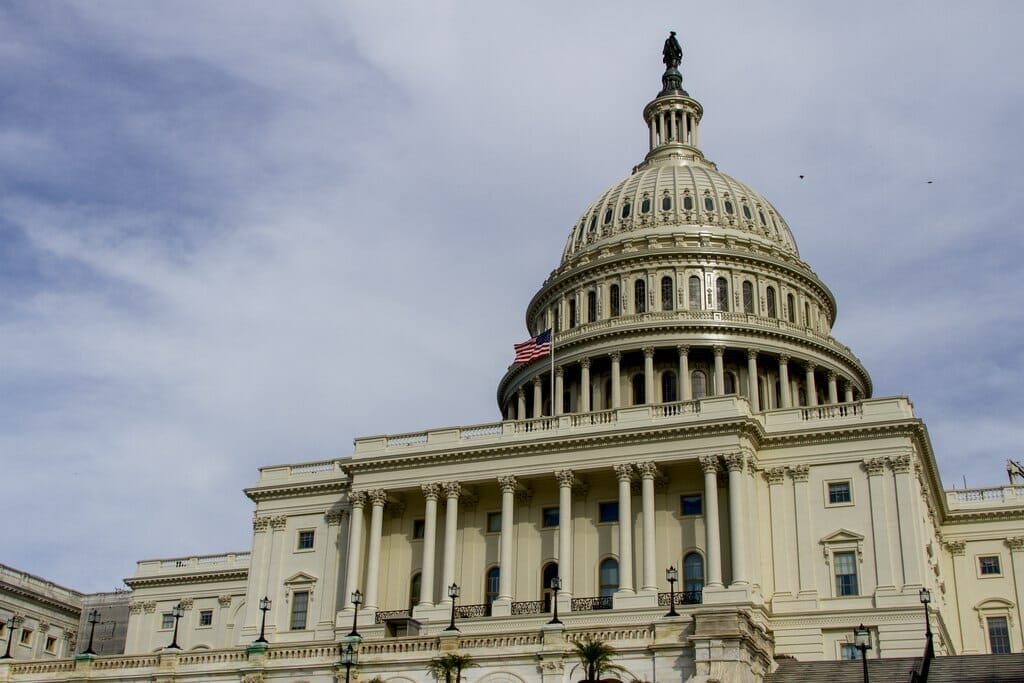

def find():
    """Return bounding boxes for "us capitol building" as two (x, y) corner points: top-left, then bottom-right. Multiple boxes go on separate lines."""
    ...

(3, 35), (1023, 683)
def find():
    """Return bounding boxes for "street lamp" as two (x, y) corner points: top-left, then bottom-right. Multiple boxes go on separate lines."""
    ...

(919, 588), (932, 640)
(446, 583), (460, 632)
(167, 603), (184, 650)
(1, 616), (16, 659)
(254, 597), (271, 643)
(340, 643), (357, 683)
(348, 590), (363, 638)
(853, 623), (871, 683)
(83, 609), (100, 655)
(665, 566), (679, 617)
(548, 577), (562, 625)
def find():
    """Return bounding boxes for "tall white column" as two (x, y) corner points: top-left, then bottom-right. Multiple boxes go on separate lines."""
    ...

(533, 376), (543, 418)
(440, 481), (461, 602)
(343, 491), (367, 608)
(746, 349), (760, 411)
(700, 456), (723, 588)
(844, 382), (855, 403)
(637, 462), (659, 592)
(555, 470), (575, 596)
(805, 363), (818, 406)
(580, 358), (591, 412)
(643, 347), (655, 404)
(419, 484), (440, 606)
(864, 459), (895, 590)
(610, 352), (622, 409)
(497, 476), (517, 601)
(322, 509), (347, 624)
(713, 345), (725, 395)
(778, 354), (792, 408)
(613, 464), (635, 593)
(891, 454), (923, 586)
(363, 489), (387, 609)
(517, 388), (526, 420)
(827, 371), (838, 404)
(791, 465), (816, 595)
(678, 345), (691, 400)
(726, 454), (748, 586)
(554, 367), (564, 415)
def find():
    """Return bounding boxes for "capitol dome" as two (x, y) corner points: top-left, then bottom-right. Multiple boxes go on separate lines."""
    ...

(497, 41), (871, 419)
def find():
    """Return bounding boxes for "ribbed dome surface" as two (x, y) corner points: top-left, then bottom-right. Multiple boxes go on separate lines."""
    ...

(562, 159), (800, 264)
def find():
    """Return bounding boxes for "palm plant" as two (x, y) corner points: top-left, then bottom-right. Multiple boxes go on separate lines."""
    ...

(427, 652), (477, 683)
(571, 636), (628, 682)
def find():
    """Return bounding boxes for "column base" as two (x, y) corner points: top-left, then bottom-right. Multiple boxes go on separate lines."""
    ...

(490, 598), (512, 617)
(613, 590), (658, 610)
(412, 604), (455, 624)
(701, 584), (752, 605)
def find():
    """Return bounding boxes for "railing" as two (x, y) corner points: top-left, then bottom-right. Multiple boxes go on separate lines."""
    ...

(508, 417), (559, 434)
(386, 431), (429, 447)
(571, 596), (613, 611)
(374, 609), (412, 624)
(657, 590), (703, 606)
(800, 403), (862, 420)
(289, 460), (337, 475)
(460, 423), (503, 439)
(511, 600), (545, 615)
(653, 400), (701, 418)
(153, 552), (250, 571)
(569, 410), (616, 427)
(946, 486), (1024, 508)
(455, 603), (491, 619)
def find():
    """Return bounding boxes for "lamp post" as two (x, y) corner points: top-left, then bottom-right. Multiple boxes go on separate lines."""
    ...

(340, 643), (357, 683)
(254, 597), (271, 643)
(854, 623), (871, 683)
(168, 603), (184, 650)
(548, 577), (562, 625)
(1, 616), (16, 659)
(919, 588), (932, 642)
(348, 590), (362, 638)
(83, 609), (100, 655)
(665, 566), (679, 617)
(446, 583), (460, 632)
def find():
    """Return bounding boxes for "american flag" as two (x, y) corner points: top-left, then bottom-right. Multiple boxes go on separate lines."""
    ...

(513, 329), (552, 364)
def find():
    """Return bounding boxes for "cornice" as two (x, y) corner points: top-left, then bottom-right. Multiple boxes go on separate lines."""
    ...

(0, 580), (81, 617)
(943, 509), (1024, 525)
(123, 569), (248, 589)
(244, 479), (349, 502)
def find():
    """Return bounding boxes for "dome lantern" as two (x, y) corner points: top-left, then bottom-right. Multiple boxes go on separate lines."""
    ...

(641, 31), (705, 167)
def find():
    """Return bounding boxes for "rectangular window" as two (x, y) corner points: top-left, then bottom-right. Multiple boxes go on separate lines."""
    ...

(598, 501), (619, 523)
(290, 591), (309, 630)
(828, 481), (852, 505)
(568, 300), (577, 328)
(542, 507), (560, 528)
(834, 551), (859, 596)
(681, 494), (703, 516)
(840, 644), (862, 660)
(19, 629), (32, 645)
(412, 519), (425, 539)
(161, 613), (175, 629)
(988, 616), (1011, 654)
(198, 610), (213, 627)
(45, 636), (57, 653)
(486, 511), (502, 533)
(297, 530), (315, 550)
(979, 556), (1002, 576)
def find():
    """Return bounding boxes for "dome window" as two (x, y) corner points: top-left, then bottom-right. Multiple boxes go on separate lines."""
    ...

(621, 202), (631, 219)
(742, 281), (754, 314)
(568, 299), (577, 328)
(691, 370), (708, 399)
(609, 283), (621, 317)
(716, 277), (729, 312)
(688, 276), (702, 311)
(661, 276), (674, 311)
(587, 290), (597, 323)
(662, 195), (672, 211)
(641, 197), (651, 213)
(604, 208), (613, 225)
(683, 195), (693, 211)
(631, 374), (646, 405)
(771, 215), (780, 235)
(787, 293), (796, 323)
(589, 214), (597, 233)
(766, 286), (777, 318)
(742, 204), (753, 220)
(704, 196), (715, 211)
(724, 199), (734, 215)
(662, 371), (678, 402)
(758, 210), (767, 226)
(634, 278), (647, 313)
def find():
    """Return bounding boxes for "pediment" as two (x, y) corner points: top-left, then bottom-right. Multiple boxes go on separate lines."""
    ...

(283, 571), (318, 585)
(820, 529), (864, 544)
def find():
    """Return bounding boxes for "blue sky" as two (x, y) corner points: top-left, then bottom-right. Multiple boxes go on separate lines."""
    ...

(2, 2), (1023, 592)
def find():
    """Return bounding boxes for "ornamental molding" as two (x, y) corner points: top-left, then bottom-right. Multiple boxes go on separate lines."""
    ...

(129, 602), (143, 615)
(421, 482), (442, 501)
(554, 469), (576, 488)
(142, 601), (157, 613)
(178, 598), (194, 610)
(889, 453), (912, 473)
(863, 458), (887, 476)
(764, 467), (787, 485)
(325, 508), (349, 525)
(217, 595), (232, 608)
(268, 516), (287, 531)
(253, 516), (270, 532)
(124, 570), (249, 590)
(1006, 537), (1024, 552)
(348, 490), (368, 508)
(244, 479), (348, 503)
(789, 464), (810, 482)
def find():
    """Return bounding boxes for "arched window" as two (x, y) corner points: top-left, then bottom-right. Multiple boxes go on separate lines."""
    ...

(589, 214), (597, 233)
(635, 278), (647, 313)
(704, 195), (714, 211)
(758, 210), (767, 226)
(683, 194), (693, 210)
(742, 203), (753, 220)
(688, 276), (702, 310)
(485, 567), (500, 604)
(599, 559), (619, 597)
(691, 371), (708, 399)
(542, 562), (559, 611)
(587, 291), (597, 323)
(661, 276), (674, 310)
(724, 372), (737, 395)
(662, 195), (672, 211)
(787, 293), (796, 323)
(604, 208), (613, 225)
(716, 277), (729, 312)
(631, 374), (646, 405)
(641, 196), (651, 213)
(662, 371), (678, 403)
(724, 199), (734, 215)
(621, 202), (631, 219)
(742, 281), (754, 314)
(804, 302), (811, 327)
(683, 552), (704, 597)
(568, 299), (577, 328)
(609, 284), (621, 317)
(409, 572), (422, 610)
(766, 286), (777, 318)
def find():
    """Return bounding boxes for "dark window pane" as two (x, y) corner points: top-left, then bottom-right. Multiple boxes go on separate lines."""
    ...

(661, 276), (674, 310)
(290, 591), (309, 630)
(598, 502), (619, 523)
(487, 512), (502, 533)
(828, 482), (851, 504)
(704, 196), (714, 211)
(412, 519), (425, 539)
(542, 507), (559, 528)
(662, 196), (672, 211)
(610, 284), (621, 317)
(683, 195), (693, 210)
(681, 494), (703, 516)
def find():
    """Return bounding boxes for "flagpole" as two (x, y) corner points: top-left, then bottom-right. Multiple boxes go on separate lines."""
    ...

(549, 328), (555, 417)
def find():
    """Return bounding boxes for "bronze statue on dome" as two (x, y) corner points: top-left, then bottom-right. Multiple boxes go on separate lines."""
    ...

(663, 31), (682, 70)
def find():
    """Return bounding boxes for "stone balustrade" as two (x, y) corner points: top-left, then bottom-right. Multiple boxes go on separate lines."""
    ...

(946, 485), (1024, 510)
(134, 552), (251, 576)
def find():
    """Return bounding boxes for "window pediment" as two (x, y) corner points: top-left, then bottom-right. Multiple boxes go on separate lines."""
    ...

(283, 571), (318, 586)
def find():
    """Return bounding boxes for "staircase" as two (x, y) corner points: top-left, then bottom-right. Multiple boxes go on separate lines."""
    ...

(766, 653), (1024, 683)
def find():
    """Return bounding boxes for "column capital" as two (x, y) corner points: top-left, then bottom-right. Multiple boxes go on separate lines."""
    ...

(713, 345), (725, 357)
(609, 351), (621, 363)
(889, 453), (912, 473)
(554, 469), (576, 488)
(864, 458), (887, 476)
(635, 461), (659, 480)
(555, 366), (564, 378)
(442, 481), (462, 499)
(725, 453), (747, 472)
(218, 595), (232, 608)
(789, 464), (810, 482)
(498, 475), (518, 493)
(826, 370), (837, 381)
(580, 357), (591, 370)
(253, 515), (270, 532)
(613, 463), (634, 481)
(269, 515), (287, 530)
(368, 489), (388, 506)
(1006, 537), (1024, 553)
(533, 375), (543, 387)
(804, 361), (817, 372)
(516, 387), (526, 399)
(643, 346), (655, 359)
(677, 344), (690, 355)
(699, 455), (720, 474)
(778, 353), (790, 364)
(325, 508), (349, 525)
(746, 348), (758, 360)
(421, 482), (442, 500)
(764, 467), (787, 485)
(945, 540), (966, 556)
